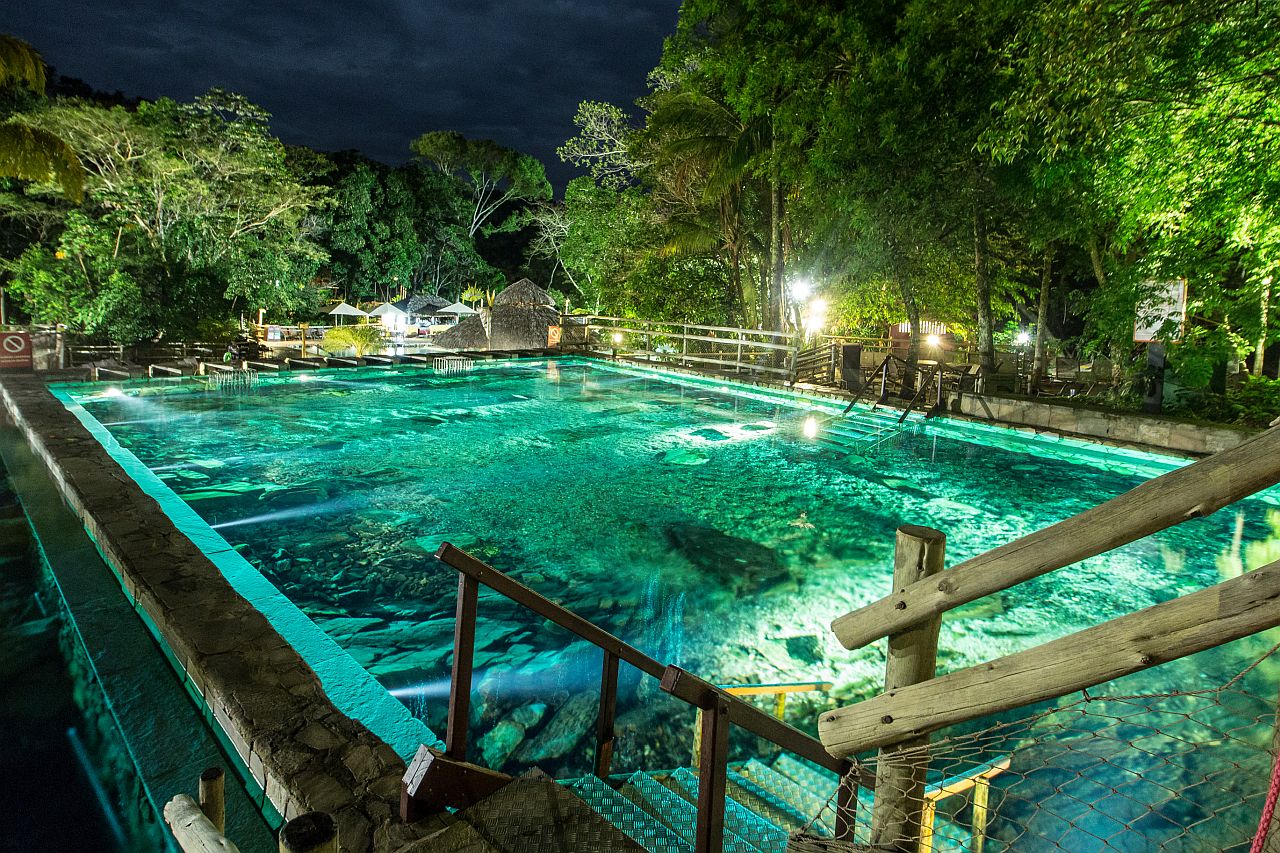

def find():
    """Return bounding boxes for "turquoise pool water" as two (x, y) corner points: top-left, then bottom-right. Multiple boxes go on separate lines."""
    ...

(56, 359), (1280, 783)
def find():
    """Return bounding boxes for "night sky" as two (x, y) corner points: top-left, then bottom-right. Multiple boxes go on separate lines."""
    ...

(4, 0), (683, 189)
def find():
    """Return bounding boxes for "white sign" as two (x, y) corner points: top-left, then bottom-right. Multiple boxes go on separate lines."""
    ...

(1134, 279), (1187, 343)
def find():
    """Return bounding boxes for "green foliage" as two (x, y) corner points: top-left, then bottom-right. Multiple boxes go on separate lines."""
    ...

(0, 35), (47, 93)
(323, 322), (385, 357)
(410, 132), (551, 238)
(1, 89), (328, 340)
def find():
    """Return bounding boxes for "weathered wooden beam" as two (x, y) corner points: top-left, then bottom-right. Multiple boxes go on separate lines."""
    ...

(832, 424), (1280, 651)
(871, 526), (946, 852)
(164, 795), (239, 853)
(820, 558), (1280, 757)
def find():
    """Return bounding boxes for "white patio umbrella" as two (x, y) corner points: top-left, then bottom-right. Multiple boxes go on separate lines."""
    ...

(438, 301), (479, 316)
(327, 302), (369, 325)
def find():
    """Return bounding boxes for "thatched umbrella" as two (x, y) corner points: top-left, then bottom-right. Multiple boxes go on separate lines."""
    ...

(434, 314), (490, 350)
(493, 278), (556, 309)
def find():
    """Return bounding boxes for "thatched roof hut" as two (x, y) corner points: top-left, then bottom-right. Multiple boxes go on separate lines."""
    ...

(433, 279), (558, 351)
(434, 314), (490, 350)
(493, 278), (556, 309)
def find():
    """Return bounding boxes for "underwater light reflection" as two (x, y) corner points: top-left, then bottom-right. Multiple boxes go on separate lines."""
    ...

(210, 496), (355, 530)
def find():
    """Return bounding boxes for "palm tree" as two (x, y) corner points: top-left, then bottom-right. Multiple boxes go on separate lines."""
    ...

(0, 35), (83, 202)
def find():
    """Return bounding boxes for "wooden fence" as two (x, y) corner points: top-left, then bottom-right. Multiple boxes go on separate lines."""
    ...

(818, 423), (1280, 849)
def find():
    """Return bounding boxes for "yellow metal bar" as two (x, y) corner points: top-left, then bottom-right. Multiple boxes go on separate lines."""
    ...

(773, 693), (786, 719)
(720, 682), (833, 697)
(918, 799), (937, 853)
(972, 775), (991, 853)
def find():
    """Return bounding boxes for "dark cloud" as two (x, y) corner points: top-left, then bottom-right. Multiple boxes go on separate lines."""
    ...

(5, 0), (681, 188)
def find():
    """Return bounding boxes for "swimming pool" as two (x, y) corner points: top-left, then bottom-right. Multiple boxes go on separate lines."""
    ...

(53, 358), (1280, 777)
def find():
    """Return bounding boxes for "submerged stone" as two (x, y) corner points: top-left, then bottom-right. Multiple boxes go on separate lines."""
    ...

(660, 448), (709, 466)
(664, 522), (790, 594)
(691, 428), (730, 441)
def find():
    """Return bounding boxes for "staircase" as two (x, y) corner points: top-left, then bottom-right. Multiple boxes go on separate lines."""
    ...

(409, 753), (865, 853)
(813, 409), (910, 456)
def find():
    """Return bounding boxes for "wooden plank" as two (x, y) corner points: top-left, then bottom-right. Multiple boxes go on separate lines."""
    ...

(694, 697), (731, 853)
(831, 424), (1280, 651)
(198, 767), (225, 834)
(819, 558), (1280, 757)
(400, 745), (512, 820)
(871, 526), (946, 852)
(445, 572), (478, 760)
(595, 651), (620, 778)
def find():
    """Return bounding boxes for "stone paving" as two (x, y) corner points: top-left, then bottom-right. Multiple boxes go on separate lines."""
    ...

(0, 373), (430, 852)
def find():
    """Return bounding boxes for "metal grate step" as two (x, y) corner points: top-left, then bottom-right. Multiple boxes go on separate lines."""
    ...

(666, 768), (789, 853)
(737, 760), (835, 835)
(770, 754), (839, 802)
(620, 772), (758, 853)
(459, 776), (647, 852)
(570, 775), (692, 853)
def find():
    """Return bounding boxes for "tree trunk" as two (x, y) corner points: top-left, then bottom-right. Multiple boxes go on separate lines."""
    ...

(1031, 245), (1054, 393)
(890, 240), (920, 395)
(768, 163), (786, 334)
(974, 197), (995, 374)
(1256, 276), (1272, 377)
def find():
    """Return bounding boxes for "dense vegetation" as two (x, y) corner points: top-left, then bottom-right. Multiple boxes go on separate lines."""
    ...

(2, 0), (1279, 415)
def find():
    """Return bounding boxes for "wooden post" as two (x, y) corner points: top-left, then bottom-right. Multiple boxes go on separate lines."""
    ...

(279, 812), (338, 853)
(870, 525), (946, 852)
(694, 697), (730, 853)
(446, 573), (479, 760)
(595, 651), (620, 778)
(834, 774), (859, 843)
(199, 767), (225, 834)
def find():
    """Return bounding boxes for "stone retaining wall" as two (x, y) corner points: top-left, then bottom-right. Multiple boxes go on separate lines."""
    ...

(0, 374), (426, 852)
(953, 393), (1252, 457)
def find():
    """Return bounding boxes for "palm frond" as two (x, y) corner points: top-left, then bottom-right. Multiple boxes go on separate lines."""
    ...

(0, 123), (84, 202)
(0, 35), (47, 94)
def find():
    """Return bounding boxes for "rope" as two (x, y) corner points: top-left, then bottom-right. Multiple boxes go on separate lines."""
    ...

(1252, 741), (1280, 853)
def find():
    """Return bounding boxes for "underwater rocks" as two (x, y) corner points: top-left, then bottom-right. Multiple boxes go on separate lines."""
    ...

(660, 448), (709, 466)
(664, 522), (791, 594)
(512, 692), (597, 764)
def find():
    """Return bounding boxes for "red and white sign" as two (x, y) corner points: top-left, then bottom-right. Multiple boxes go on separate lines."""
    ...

(0, 332), (32, 369)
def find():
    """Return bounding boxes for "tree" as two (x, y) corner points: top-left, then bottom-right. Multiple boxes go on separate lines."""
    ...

(0, 35), (82, 202)
(3, 89), (328, 339)
(409, 131), (551, 239)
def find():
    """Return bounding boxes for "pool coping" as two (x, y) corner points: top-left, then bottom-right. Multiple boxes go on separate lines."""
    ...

(0, 373), (437, 852)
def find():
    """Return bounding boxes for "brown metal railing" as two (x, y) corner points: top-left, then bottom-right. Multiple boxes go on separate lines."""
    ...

(435, 542), (864, 853)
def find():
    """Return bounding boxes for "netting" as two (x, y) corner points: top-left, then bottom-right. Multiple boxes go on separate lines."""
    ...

(789, 642), (1280, 853)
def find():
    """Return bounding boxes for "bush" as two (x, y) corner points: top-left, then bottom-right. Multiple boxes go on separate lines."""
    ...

(1228, 374), (1280, 428)
(323, 323), (385, 357)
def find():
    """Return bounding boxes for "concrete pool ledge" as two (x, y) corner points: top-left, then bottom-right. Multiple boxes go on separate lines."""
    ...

(0, 374), (436, 853)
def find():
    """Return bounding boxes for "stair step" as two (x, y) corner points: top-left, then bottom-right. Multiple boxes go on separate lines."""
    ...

(737, 760), (835, 835)
(726, 773), (821, 837)
(770, 754), (840, 802)
(667, 768), (788, 853)
(620, 772), (757, 853)
(570, 775), (691, 853)
(460, 777), (647, 852)
(410, 819), (503, 853)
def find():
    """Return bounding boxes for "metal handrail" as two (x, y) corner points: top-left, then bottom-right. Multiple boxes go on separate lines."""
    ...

(434, 543), (862, 853)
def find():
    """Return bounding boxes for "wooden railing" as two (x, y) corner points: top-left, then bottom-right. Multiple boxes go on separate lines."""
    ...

(559, 315), (801, 382)
(816, 424), (1280, 849)
(434, 543), (864, 853)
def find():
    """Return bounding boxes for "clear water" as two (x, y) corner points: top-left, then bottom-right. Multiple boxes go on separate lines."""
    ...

(60, 359), (1280, 784)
